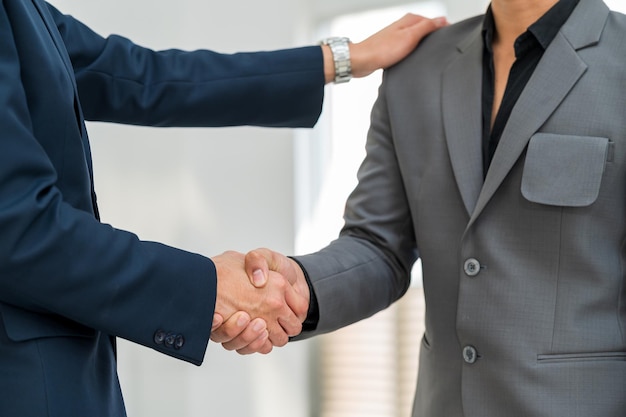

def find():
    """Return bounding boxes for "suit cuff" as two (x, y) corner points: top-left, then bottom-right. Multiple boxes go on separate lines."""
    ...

(288, 256), (319, 332)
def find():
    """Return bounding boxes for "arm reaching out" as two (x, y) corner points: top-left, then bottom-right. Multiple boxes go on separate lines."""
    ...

(209, 13), (448, 354)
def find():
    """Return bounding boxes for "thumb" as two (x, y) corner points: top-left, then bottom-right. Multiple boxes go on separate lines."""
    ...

(245, 248), (292, 287)
(244, 249), (271, 288)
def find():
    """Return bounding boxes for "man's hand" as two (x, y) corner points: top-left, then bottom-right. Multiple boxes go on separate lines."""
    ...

(322, 13), (448, 83)
(211, 310), (273, 354)
(244, 248), (309, 302)
(210, 249), (310, 354)
(211, 251), (308, 349)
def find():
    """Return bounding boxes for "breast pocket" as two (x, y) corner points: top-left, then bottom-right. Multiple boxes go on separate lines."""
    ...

(521, 133), (609, 207)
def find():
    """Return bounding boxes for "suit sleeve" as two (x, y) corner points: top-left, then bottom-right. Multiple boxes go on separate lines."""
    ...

(293, 73), (418, 338)
(0, 5), (214, 365)
(46, 3), (325, 128)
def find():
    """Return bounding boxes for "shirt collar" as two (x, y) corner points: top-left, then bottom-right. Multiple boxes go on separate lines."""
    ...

(482, 0), (580, 53)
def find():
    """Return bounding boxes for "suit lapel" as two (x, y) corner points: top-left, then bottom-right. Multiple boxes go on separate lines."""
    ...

(30, 0), (98, 216)
(467, 0), (608, 226)
(469, 33), (587, 223)
(442, 25), (484, 216)
(30, 0), (78, 95)
(30, 0), (87, 137)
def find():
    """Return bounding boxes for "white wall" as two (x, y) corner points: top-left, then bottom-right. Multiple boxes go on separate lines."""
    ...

(311, 0), (486, 22)
(48, 1), (313, 416)
(46, 1), (489, 417)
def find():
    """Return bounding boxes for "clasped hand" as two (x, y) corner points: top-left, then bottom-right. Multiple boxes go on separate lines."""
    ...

(210, 249), (309, 354)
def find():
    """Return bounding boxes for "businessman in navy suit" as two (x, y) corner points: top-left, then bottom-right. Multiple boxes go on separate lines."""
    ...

(0, 0), (445, 415)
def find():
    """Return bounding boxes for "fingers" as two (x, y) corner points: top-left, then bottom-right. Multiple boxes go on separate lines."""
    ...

(284, 273), (310, 322)
(211, 312), (273, 355)
(210, 311), (251, 344)
(212, 249), (310, 354)
(397, 13), (447, 29)
(263, 271), (303, 346)
(387, 13), (447, 35)
(211, 313), (224, 332)
(404, 15), (448, 40)
(222, 318), (269, 352)
(350, 14), (448, 78)
(237, 339), (273, 355)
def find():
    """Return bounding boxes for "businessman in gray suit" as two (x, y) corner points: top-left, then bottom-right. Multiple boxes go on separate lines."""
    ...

(214, 0), (626, 415)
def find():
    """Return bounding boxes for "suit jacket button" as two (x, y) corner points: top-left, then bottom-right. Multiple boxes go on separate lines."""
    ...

(154, 330), (166, 345)
(165, 333), (176, 348)
(463, 258), (481, 277)
(463, 345), (478, 364)
(174, 335), (185, 350)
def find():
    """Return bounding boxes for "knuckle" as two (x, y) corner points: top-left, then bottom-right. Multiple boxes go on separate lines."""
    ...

(210, 330), (227, 343)
(273, 333), (288, 347)
(222, 326), (241, 340)
(285, 321), (302, 337)
(273, 278), (287, 291)
(267, 297), (284, 311)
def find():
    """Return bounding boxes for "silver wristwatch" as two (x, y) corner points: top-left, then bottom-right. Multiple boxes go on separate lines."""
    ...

(320, 37), (352, 84)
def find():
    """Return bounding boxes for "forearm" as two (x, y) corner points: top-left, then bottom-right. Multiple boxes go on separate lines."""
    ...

(75, 42), (325, 128)
(74, 41), (325, 127)
(0, 193), (216, 364)
(292, 235), (411, 339)
(49, 4), (325, 128)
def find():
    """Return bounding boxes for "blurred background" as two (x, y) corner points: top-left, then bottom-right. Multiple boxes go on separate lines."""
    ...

(47, 0), (626, 416)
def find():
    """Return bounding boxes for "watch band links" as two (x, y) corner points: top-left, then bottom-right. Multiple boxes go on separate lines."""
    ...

(320, 37), (352, 84)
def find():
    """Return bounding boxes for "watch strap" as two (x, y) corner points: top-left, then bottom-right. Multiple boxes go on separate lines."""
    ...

(320, 37), (352, 84)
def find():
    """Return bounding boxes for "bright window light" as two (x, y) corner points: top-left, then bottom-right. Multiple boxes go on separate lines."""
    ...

(605, 0), (626, 13)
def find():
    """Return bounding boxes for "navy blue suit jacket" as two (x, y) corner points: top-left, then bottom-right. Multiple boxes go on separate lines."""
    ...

(0, 1), (324, 415)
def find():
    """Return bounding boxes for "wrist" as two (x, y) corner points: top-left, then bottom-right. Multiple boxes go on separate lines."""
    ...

(287, 257), (318, 332)
(321, 45), (334, 84)
(288, 258), (310, 303)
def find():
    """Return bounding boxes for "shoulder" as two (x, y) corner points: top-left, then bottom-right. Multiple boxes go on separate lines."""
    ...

(384, 14), (484, 81)
(409, 15), (482, 64)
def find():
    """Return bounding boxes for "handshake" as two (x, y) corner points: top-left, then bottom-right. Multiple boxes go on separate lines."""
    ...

(209, 249), (310, 355)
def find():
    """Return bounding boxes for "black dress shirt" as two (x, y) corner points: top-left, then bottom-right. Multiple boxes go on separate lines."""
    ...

(303, 0), (580, 332)
(482, 0), (579, 175)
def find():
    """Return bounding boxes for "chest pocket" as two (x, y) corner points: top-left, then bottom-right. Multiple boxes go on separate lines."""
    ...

(521, 133), (609, 207)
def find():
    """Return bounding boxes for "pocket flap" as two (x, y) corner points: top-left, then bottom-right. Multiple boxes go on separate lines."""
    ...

(521, 133), (609, 207)
(0, 302), (95, 342)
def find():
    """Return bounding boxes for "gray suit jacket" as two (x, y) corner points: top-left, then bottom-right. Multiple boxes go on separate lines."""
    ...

(295, 1), (626, 416)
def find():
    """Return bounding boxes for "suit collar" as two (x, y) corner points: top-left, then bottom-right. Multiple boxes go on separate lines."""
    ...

(442, 0), (609, 222)
(562, 0), (609, 50)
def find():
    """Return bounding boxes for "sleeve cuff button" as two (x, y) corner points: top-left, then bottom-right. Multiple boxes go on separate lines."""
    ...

(153, 330), (166, 345)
